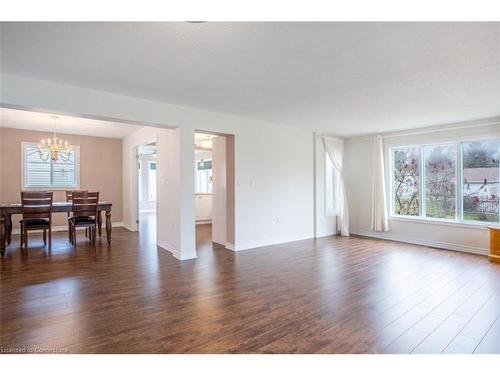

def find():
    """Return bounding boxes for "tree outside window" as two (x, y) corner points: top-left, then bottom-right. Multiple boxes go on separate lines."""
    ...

(392, 146), (419, 216)
(423, 144), (456, 219)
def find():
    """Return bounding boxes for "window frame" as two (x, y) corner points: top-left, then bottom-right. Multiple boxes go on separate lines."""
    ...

(21, 142), (80, 191)
(388, 136), (500, 228)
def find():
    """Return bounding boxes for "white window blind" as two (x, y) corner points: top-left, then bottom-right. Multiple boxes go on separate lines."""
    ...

(23, 143), (79, 189)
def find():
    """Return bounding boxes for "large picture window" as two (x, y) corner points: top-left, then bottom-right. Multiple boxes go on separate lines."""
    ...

(390, 138), (500, 225)
(22, 142), (79, 189)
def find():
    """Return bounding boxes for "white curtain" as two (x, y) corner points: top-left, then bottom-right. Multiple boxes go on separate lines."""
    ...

(322, 136), (349, 236)
(371, 135), (390, 232)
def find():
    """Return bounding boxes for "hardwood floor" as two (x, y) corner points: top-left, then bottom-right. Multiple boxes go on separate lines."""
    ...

(1, 220), (500, 354)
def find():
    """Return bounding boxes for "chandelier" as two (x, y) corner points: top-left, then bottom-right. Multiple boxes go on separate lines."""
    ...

(38, 115), (72, 162)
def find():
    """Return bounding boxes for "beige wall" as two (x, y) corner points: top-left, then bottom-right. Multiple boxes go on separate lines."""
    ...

(0, 127), (123, 229)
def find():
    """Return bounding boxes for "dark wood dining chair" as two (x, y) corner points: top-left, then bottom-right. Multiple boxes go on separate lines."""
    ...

(69, 191), (99, 246)
(66, 190), (88, 243)
(20, 191), (53, 250)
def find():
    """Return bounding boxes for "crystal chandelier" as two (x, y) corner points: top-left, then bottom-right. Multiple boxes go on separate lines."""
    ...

(38, 115), (72, 162)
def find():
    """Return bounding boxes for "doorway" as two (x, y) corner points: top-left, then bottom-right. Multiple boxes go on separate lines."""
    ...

(194, 131), (235, 253)
(136, 142), (157, 244)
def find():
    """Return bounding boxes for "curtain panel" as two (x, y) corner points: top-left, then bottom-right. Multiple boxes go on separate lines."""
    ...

(371, 135), (390, 232)
(322, 136), (350, 236)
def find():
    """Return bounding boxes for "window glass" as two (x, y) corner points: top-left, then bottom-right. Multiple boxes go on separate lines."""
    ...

(24, 143), (78, 189)
(392, 146), (419, 216)
(138, 160), (142, 202)
(195, 160), (212, 193)
(423, 144), (456, 219)
(462, 140), (499, 223)
(148, 161), (157, 201)
(325, 153), (336, 216)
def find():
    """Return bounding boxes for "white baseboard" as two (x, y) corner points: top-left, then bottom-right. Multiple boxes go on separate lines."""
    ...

(225, 242), (235, 251)
(234, 234), (314, 252)
(157, 240), (197, 260)
(122, 222), (137, 232)
(350, 228), (489, 256)
(11, 222), (124, 235)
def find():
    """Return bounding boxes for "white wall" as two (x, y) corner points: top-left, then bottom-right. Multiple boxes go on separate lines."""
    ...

(344, 120), (500, 255)
(1, 74), (315, 257)
(195, 194), (212, 222)
(212, 136), (227, 245)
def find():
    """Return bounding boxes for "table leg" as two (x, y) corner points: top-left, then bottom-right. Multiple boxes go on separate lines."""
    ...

(1, 215), (6, 256)
(105, 209), (112, 244)
(6, 214), (12, 245)
(97, 210), (102, 237)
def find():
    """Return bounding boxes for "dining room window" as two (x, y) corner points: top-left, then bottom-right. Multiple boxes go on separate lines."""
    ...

(22, 142), (79, 189)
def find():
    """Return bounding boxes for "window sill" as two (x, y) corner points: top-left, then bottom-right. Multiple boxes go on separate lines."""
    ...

(389, 215), (497, 231)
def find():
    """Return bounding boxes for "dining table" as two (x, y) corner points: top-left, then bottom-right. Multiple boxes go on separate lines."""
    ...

(0, 201), (112, 256)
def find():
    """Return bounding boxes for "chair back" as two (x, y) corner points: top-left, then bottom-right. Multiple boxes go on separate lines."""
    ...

(66, 190), (88, 202)
(72, 191), (99, 219)
(21, 191), (53, 221)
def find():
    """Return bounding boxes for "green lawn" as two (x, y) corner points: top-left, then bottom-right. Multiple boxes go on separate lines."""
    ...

(463, 212), (499, 223)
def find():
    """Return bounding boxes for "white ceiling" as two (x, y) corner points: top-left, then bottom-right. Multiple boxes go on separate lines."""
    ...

(0, 107), (141, 138)
(1, 22), (499, 137)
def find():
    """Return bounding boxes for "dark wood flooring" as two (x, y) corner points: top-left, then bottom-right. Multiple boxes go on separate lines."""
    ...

(1, 217), (500, 353)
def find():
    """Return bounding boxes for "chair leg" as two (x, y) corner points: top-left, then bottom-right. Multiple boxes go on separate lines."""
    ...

(48, 227), (52, 251)
(68, 221), (72, 244)
(85, 227), (88, 238)
(24, 230), (28, 250)
(93, 226), (96, 244)
(43, 229), (47, 245)
(73, 224), (77, 247)
(20, 225), (24, 248)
